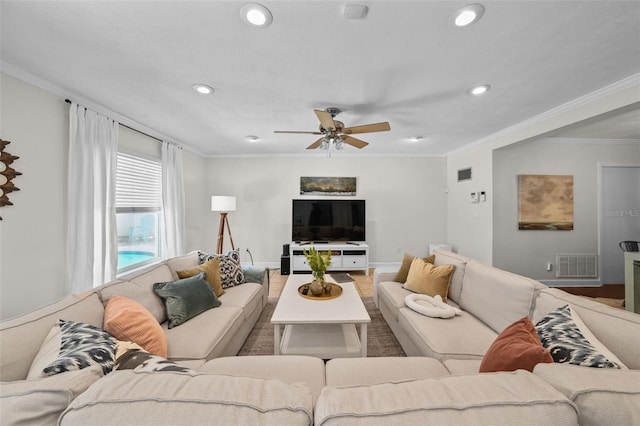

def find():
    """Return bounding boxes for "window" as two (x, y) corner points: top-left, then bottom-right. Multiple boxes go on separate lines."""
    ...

(116, 152), (163, 273)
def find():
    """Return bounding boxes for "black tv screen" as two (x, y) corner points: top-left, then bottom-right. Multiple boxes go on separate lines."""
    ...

(292, 199), (365, 242)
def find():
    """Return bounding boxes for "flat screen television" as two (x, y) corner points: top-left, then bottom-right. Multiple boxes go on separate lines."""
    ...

(292, 199), (365, 242)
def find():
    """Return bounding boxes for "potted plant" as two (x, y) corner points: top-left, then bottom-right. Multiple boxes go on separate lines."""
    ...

(303, 247), (332, 295)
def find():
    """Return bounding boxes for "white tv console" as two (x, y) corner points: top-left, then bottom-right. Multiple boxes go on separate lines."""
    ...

(290, 242), (369, 273)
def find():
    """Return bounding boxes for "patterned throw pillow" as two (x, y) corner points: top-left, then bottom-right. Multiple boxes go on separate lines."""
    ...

(198, 250), (244, 289)
(535, 304), (622, 369)
(38, 320), (117, 377)
(115, 346), (194, 373)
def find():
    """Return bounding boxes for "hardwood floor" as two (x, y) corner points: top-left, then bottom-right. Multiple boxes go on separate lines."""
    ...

(268, 268), (625, 304)
(268, 269), (373, 299)
(555, 284), (625, 299)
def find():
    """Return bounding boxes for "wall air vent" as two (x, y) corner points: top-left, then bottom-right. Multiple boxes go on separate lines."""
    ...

(556, 254), (598, 278)
(457, 167), (472, 182)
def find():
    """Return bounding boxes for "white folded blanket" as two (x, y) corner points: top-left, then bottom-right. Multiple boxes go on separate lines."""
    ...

(404, 294), (462, 319)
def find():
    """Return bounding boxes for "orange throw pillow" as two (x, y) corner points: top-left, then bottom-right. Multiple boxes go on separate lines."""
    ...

(479, 317), (553, 373)
(104, 296), (168, 358)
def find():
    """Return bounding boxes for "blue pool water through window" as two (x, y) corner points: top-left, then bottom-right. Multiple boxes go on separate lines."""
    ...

(118, 251), (155, 269)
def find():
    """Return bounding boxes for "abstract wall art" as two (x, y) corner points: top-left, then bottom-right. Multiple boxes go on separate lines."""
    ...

(518, 174), (574, 230)
(300, 177), (357, 196)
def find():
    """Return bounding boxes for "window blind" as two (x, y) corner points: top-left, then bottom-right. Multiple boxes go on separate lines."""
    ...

(116, 152), (162, 210)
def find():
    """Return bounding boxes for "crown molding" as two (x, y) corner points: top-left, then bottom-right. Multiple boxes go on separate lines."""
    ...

(447, 73), (640, 156)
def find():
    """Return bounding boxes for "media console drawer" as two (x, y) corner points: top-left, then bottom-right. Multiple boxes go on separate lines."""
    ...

(289, 242), (369, 273)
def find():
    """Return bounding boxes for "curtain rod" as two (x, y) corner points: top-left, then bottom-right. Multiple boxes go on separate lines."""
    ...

(65, 99), (163, 143)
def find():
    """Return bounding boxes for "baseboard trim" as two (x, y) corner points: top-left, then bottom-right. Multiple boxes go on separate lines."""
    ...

(540, 279), (602, 287)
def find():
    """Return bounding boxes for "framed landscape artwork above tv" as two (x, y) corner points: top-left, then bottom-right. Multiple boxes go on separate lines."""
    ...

(300, 176), (356, 196)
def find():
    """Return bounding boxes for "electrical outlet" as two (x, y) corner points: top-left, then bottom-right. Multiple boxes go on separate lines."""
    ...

(546, 262), (553, 271)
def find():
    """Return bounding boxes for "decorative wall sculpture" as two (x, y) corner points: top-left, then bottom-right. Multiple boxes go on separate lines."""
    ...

(518, 174), (573, 230)
(0, 139), (21, 220)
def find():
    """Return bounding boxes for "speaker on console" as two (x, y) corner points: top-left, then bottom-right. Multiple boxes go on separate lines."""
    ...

(281, 255), (290, 275)
(282, 243), (290, 256)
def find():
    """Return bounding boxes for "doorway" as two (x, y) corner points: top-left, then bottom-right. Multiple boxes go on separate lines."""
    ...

(599, 164), (640, 284)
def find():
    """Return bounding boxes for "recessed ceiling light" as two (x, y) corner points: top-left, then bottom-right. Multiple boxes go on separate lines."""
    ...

(244, 135), (260, 142)
(240, 3), (273, 27)
(192, 84), (214, 95)
(407, 136), (424, 143)
(453, 4), (485, 27)
(469, 84), (491, 95)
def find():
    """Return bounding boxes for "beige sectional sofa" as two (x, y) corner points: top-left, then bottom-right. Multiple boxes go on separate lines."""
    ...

(2, 249), (640, 425)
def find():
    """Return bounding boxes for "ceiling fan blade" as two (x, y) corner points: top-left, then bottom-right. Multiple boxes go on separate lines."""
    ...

(306, 137), (324, 150)
(342, 121), (391, 134)
(314, 109), (337, 131)
(274, 130), (323, 135)
(342, 135), (369, 149)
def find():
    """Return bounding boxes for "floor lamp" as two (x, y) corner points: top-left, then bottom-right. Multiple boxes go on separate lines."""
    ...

(211, 196), (236, 254)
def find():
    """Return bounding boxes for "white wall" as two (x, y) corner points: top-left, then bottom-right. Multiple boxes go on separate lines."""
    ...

(446, 77), (640, 265)
(0, 73), (210, 319)
(204, 157), (448, 267)
(493, 138), (640, 281)
(0, 73), (68, 320)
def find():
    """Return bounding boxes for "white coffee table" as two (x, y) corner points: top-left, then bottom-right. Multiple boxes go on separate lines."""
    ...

(271, 274), (371, 358)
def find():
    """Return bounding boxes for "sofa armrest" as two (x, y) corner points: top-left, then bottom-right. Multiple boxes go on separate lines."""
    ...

(533, 363), (640, 426)
(372, 267), (399, 308)
(242, 266), (269, 307)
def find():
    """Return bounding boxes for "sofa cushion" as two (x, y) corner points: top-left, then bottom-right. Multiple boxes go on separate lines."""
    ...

(535, 304), (624, 369)
(403, 258), (454, 302)
(58, 370), (313, 426)
(443, 359), (483, 375)
(325, 357), (449, 387)
(398, 307), (497, 360)
(164, 306), (243, 360)
(480, 317), (552, 373)
(165, 251), (199, 279)
(176, 257), (225, 297)
(198, 250), (244, 288)
(532, 288), (640, 370)
(534, 363), (640, 426)
(433, 249), (470, 303)
(314, 370), (578, 426)
(27, 320), (117, 378)
(394, 253), (434, 283)
(103, 296), (167, 357)
(0, 292), (104, 382)
(459, 260), (538, 333)
(201, 355), (326, 404)
(0, 367), (102, 426)
(99, 263), (174, 324)
(218, 283), (263, 320)
(153, 272), (222, 329)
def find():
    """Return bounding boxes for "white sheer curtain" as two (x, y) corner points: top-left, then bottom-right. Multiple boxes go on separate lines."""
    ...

(66, 103), (118, 293)
(161, 141), (185, 258)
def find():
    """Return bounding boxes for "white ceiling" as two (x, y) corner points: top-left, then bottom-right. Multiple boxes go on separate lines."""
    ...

(1, 1), (639, 157)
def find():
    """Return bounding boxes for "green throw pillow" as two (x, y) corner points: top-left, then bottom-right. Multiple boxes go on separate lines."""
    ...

(153, 272), (221, 329)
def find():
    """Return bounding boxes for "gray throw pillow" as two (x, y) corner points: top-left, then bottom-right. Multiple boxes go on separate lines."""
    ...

(153, 272), (221, 329)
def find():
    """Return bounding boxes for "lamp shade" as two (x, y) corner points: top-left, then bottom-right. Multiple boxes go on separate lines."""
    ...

(211, 196), (236, 212)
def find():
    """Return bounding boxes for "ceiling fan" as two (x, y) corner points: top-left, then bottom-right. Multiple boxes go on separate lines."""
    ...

(274, 107), (391, 150)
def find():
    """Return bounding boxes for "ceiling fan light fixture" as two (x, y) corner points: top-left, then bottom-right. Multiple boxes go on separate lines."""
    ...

(469, 84), (491, 95)
(192, 84), (214, 95)
(240, 3), (273, 27)
(453, 4), (485, 27)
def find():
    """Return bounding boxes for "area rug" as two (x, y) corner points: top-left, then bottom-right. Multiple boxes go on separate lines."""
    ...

(238, 297), (406, 357)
